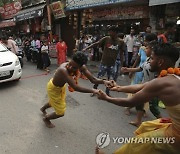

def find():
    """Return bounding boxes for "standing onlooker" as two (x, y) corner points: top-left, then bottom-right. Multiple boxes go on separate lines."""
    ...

(121, 34), (161, 127)
(92, 31), (101, 61)
(84, 35), (93, 60)
(24, 38), (31, 61)
(78, 35), (85, 51)
(113, 33), (127, 81)
(124, 28), (137, 67)
(140, 25), (152, 43)
(7, 36), (18, 54)
(15, 36), (22, 47)
(56, 38), (67, 65)
(36, 37), (43, 69)
(158, 21), (176, 44)
(41, 41), (50, 72)
(125, 34), (158, 117)
(30, 37), (38, 63)
(1, 36), (9, 48)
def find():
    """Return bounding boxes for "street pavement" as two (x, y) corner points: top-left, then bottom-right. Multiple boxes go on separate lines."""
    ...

(0, 58), (168, 154)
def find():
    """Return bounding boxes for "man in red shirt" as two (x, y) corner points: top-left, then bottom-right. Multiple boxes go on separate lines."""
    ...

(158, 21), (176, 44)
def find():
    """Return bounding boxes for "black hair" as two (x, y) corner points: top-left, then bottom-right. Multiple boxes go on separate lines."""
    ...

(146, 25), (152, 29)
(118, 33), (124, 39)
(1, 35), (8, 41)
(145, 33), (158, 42)
(72, 51), (88, 67)
(153, 43), (179, 63)
(108, 26), (119, 33)
(165, 21), (176, 30)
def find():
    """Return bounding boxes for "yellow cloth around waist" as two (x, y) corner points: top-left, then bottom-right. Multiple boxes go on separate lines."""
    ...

(114, 119), (179, 154)
(47, 79), (66, 115)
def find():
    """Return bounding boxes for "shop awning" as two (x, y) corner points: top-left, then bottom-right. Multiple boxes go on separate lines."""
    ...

(149, 0), (180, 6)
(0, 19), (16, 28)
(13, 4), (46, 22)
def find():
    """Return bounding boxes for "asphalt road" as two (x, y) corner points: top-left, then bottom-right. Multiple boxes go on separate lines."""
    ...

(0, 58), (168, 154)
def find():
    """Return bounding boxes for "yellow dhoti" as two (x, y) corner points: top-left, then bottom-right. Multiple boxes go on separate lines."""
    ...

(114, 104), (180, 154)
(47, 79), (66, 115)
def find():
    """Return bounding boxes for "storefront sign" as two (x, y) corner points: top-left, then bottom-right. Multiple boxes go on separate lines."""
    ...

(21, 0), (45, 8)
(149, 0), (180, 6)
(66, 0), (134, 10)
(0, 19), (16, 28)
(0, 0), (22, 19)
(93, 6), (149, 21)
(50, 1), (66, 19)
(14, 4), (45, 22)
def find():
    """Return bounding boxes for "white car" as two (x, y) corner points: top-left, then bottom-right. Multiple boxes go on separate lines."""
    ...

(0, 43), (22, 83)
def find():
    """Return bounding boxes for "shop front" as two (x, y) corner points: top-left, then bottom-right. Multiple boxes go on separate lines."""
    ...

(13, 4), (46, 36)
(165, 3), (180, 43)
(64, 0), (149, 56)
(149, 0), (180, 41)
(66, 0), (149, 37)
(0, 0), (21, 36)
(91, 5), (149, 35)
(0, 19), (16, 36)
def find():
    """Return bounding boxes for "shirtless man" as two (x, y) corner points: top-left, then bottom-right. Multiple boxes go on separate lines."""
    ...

(96, 43), (180, 153)
(40, 51), (109, 128)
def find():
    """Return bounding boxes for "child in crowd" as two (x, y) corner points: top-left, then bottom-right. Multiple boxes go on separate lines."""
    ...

(121, 37), (162, 126)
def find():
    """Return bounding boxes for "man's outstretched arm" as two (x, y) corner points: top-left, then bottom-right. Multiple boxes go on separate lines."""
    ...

(98, 79), (160, 107)
(80, 65), (105, 85)
(61, 69), (97, 93)
(110, 82), (147, 94)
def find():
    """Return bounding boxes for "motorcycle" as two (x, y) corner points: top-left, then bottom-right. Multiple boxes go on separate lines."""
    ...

(16, 47), (24, 68)
(29, 46), (39, 63)
(24, 44), (31, 61)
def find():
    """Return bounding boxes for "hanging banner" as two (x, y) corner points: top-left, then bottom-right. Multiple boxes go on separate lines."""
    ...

(50, 1), (66, 19)
(66, 0), (134, 10)
(14, 4), (45, 22)
(0, 0), (22, 19)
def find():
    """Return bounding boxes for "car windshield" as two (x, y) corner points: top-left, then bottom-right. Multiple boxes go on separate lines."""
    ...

(0, 43), (8, 52)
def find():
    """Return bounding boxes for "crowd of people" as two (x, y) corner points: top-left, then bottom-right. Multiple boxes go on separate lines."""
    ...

(0, 34), (51, 72)
(0, 34), (69, 72)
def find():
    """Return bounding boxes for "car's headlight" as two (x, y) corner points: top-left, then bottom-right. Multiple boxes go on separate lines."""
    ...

(15, 59), (20, 66)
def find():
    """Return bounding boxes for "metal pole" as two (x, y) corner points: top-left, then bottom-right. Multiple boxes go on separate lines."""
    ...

(46, 0), (53, 42)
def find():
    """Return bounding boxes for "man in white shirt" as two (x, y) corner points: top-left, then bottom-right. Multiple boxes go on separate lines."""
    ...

(8, 37), (18, 54)
(124, 28), (136, 67)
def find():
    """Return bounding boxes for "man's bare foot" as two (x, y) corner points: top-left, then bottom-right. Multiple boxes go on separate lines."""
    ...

(95, 147), (105, 154)
(125, 108), (131, 116)
(40, 107), (47, 116)
(129, 121), (141, 127)
(43, 117), (55, 128)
